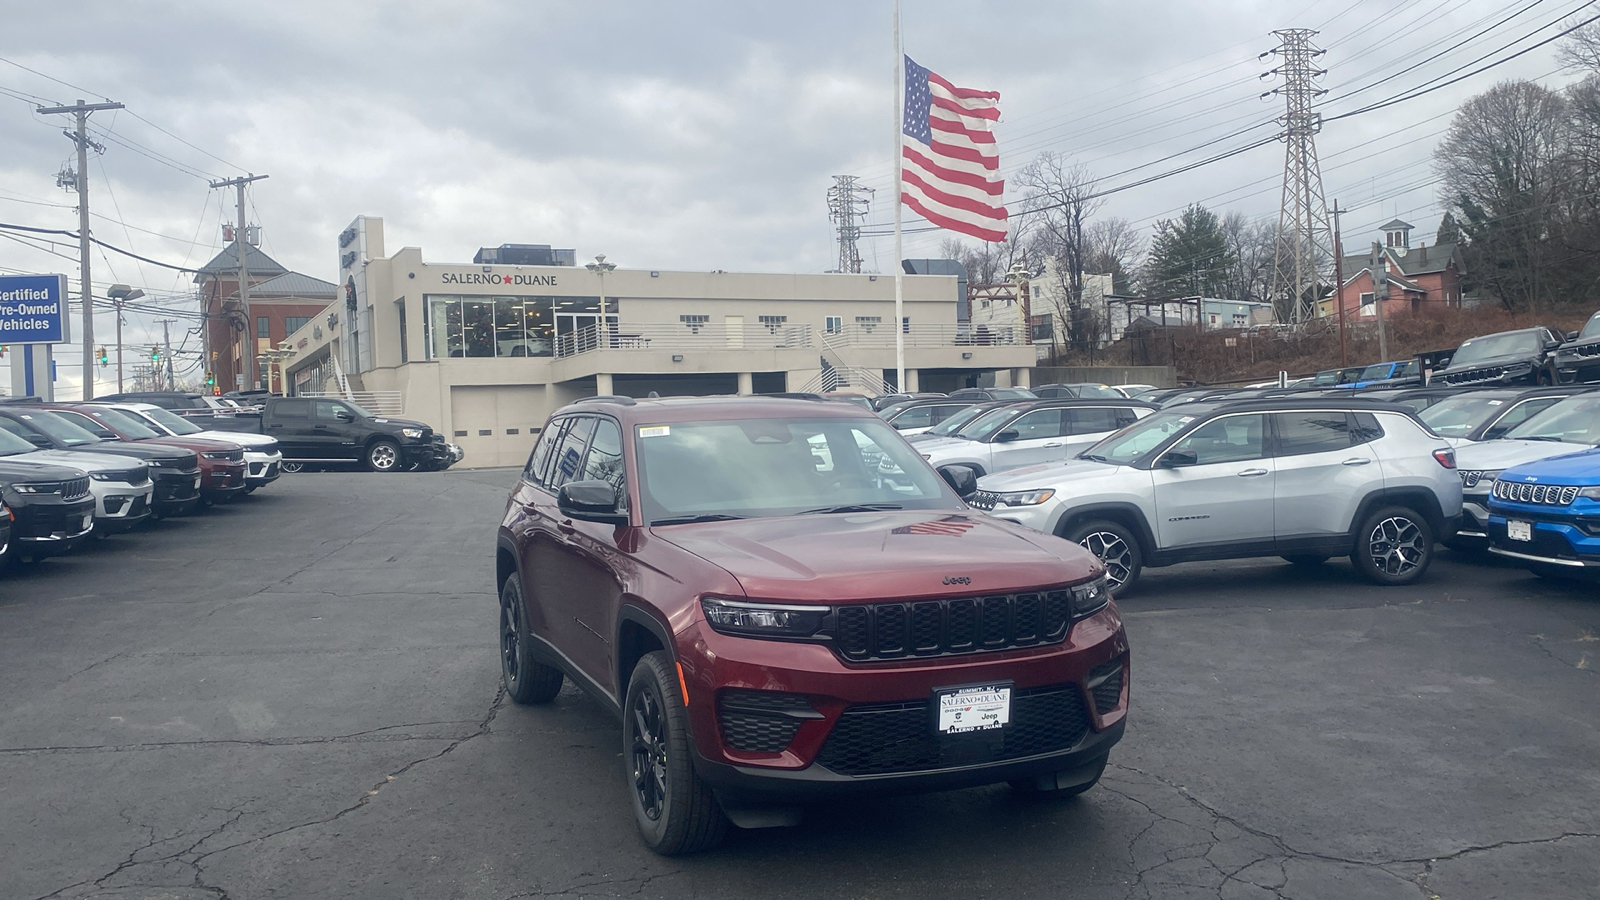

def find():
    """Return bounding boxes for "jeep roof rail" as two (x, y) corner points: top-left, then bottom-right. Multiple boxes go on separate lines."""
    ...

(574, 395), (637, 406)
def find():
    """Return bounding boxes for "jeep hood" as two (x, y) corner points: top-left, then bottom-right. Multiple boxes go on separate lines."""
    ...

(9, 449), (144, 472)
(1456, 439), (1588, 472)
(1441, 351), (1535, 374)
(977, 458), (1133, 491)
(1500, 446), (1600, 481)
(655, 511), (1096, 602)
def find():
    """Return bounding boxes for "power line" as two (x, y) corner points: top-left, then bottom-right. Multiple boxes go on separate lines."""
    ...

(0, 222), (202, 272)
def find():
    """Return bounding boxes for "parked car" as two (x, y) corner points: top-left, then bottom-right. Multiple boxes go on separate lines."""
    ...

(1433, 326), (1567, 386)
(947, 387), (1038, 401)
(1554, 309), (1600, 385)
(1349, 385), (1471, 413)
(96, 391), (242, 412)
(870, 391), (946, 411)
(0, 407), (199, 518)
(100, 402), (283, 493)
(969, 398), (1463, 592)
(184, 396), (457, 472)
(904, 400), (1017, 446)
(0, 454), (96, 567)
(495, 395), (1128, 853)
(1311, 366), (1365, 386)
(1336, 359), (1422, 388)
(1115, 384), (1162, 398)
(1418, 386), (1590, 445)
(918, 399), (1156, 476)
(1032, 383), (1125, 399)
(1485, 447), (1600, 578)
(876, 398), (977, 436)
(1452, 393), (1600, 548)
(45, 405), (250, 506)
(821, 392), (876, 410)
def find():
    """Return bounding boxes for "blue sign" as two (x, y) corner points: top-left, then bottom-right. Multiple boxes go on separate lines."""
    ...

(0, 274), (69, 344)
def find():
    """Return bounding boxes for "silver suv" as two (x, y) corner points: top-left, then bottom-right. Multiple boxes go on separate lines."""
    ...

(968, 399), (1463, 591)
(916, 399), (1156, 476)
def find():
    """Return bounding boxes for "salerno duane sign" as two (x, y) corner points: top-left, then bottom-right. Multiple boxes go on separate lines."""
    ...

(440, 272), (559, 286)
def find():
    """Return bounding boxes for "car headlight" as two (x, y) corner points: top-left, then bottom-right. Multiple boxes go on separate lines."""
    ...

(201, 450), (235, 460)
(1069, 575), (1111, 617)
(1579, 486), (1600, 501)
(9, 482), (48, 493)
(991, 489), (1056, 507)
(89, 471), (119, 481)
(401, 428), (425, 439)
(1461, 469), (1501, 490)
(701, 597), (829, 638)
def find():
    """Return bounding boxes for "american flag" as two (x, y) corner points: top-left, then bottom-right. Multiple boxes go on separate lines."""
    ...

(892, 517), (978, 537)
(901, 55), (1008, 243)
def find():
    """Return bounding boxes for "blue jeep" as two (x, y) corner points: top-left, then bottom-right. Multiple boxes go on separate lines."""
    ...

(1485, 446), (1600, 579)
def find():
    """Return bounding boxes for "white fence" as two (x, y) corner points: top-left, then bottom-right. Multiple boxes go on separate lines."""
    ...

(301, 390), (404, 417)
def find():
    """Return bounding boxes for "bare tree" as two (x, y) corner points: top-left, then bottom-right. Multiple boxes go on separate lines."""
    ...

(1559, 16), (1600, 72)
(1015, 152), (1104, 349)
(938, 236), (1024, 284)
(1084, 217), (1143, 293)
(1221, 212), (1279, 305)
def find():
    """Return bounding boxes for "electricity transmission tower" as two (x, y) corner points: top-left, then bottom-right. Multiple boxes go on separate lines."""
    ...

(827, 175), (874, 273)
(1264, 29), (1334, 324)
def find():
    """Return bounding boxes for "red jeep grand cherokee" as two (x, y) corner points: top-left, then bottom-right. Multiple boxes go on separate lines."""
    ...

(495, 396), (1128, 854)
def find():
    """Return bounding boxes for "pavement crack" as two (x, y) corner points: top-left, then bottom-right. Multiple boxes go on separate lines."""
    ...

(0, 719), (485, 756)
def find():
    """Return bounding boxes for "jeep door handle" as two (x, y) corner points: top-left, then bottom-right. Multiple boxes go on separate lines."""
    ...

(1237, 468), (1269, 477)
(1342, 458), (1371, 466)
(1043, 442), (1063, 448)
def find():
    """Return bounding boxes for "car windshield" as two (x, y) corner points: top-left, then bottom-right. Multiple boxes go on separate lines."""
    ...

(0, 427), (38, 455)
(923, 405), (989, 437)
(1358, 363), (1394, 380)
(1418, 395), (1514, 436)
(1581, 311), (1600, 340)
(1452, 332), (1541, 366)
(954, 406), (1023, 440)
(1503, 395), (1600, 445)
(633, 416), (953, 523)
(11, 410), (103, 447)
(91, 407), (165, 439)
(1080, 413), (1197, 466)
(137, 406), (203, 435)
(1071, 384), (1123, 399)
(988, 388), (1037, 400)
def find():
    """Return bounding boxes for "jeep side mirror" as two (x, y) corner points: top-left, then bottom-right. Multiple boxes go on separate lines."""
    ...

(1569, 331), (1581, 341)
(992, 429), (1020, 443)
(937, 464), (978, 498)
(558, 480), (628, 525)
(1156, 448), (1198, 468)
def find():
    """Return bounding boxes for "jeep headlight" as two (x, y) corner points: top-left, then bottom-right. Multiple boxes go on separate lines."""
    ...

(701, 597), (828, 638)
(1579, 486), (1600, 501)
(89, 471), (120, 481)
(9, 482), (47, 493)
(992, 489), (1056, 507)
(401, 428), (425, 439)
(1069, 575), (1111, 617)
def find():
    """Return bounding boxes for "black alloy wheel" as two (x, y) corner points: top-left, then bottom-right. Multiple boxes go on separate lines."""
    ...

(499, 578), (563, 705)
(623, 651), (727, 855)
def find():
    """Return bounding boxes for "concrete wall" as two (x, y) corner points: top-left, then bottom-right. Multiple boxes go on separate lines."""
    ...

(1029, 365), (1177, 388)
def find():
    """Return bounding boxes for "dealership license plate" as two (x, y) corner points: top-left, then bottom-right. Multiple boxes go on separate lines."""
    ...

(936, 684), (1011, 735)
(1508, 520), (1532, 542)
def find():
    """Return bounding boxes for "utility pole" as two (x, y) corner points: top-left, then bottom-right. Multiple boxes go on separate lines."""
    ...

(826, 175), (874, 273)
(1370, 242), (1390, 363)
(157, 319), (177, 390)
(209, 173), (268, 390)
(1332, 201), (1347, 367)
(1263, 30), (1333, 325)
(37, 98), (124, 399)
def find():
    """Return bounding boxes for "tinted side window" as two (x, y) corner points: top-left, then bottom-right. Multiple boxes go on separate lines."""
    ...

(1352, 412), (1384, 444)
(1115, 407), (1142, 427)
(314, 400), (347, 421)
(549, 417), (597, 489)
(524, 421), (562, 484)
(1170, 414), (1267, 464)
(275, 399), (310, 418)
(1486, 398), (1558, 439)
(891, 406), (935, 429)
(579, 419), (628, 508)
(929, 404), (967, 424)
(1273, 412), (1353, 456)
(1066, 407), (1122, 434)
(1006, 408), (1065, 440)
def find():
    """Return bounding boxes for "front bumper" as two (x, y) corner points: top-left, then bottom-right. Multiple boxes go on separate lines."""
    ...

(200, 461), (249, 499)
(244, 451), (282, 486)
(678, 604), (1129, 804)
(13, 497), (96, 556)
(91, 479), (154, 532)
(1486, 510), (1600, 568)
(151, 468), (203, 515)
(1454, 498), (1490, 542)
(403, 435), (458, 470)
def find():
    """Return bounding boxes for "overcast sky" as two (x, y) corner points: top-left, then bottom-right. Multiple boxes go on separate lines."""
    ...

(0, 0), (1588, 397)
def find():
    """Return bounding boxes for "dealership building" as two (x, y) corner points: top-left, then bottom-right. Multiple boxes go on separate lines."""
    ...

(282, 217), (1034, 467)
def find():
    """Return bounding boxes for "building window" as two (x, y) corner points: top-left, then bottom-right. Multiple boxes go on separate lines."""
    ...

(424, 295), (558, 359)
(902, 316), (911, 333)
(1232, 314), (1247, 327)
(856, 315), (881, 332)
(1029, 315), (1052, 341)
(396, 300), (408, 364)
(825, 315), (843, 333)
(1359, 292), (1375, 306)
(680, 314), (709, 333)
(758, 315), (787, 331)
(256, 316), (270, 342)
(284, 316), (311, 336)
(1208, 313), (1219, 325)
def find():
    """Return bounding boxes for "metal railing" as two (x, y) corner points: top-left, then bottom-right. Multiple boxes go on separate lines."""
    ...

(826, 323), (1025, 348)
(301, 390), (404, 417)
(555, 323), (816, 357)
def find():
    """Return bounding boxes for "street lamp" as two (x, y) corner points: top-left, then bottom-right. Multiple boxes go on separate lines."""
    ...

(584, 254), (617, 345)
(257, 346), (295, 394)
(106, 284), (144, 393)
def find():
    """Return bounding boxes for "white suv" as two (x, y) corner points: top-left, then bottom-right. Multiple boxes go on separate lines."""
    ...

(104, 402), (284, 492)
(917, 399), (1156, 476)
(969, 399), (1463, 591)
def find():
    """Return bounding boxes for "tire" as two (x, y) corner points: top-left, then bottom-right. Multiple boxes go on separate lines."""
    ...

(1063, 519), (1143, 592)
(1350, 505), (1434, 586)
(366, 439), (402, 473)
(624, 651), (728, 855)
(1281, 555), (1330, 566)
(280, 461), (304, 474)
(499, 578), (563, 705)
(1010, 755), (1107, 797)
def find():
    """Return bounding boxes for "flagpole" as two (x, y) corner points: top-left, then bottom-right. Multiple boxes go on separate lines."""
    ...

(893, 0), (905, 394)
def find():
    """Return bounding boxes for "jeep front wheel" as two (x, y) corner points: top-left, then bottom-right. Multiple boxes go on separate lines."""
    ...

(1351, 505), (1434, 585)
(624, 651), (728, 855)
(499, 578), (563, 705)
(1064, 519), (1143, 593)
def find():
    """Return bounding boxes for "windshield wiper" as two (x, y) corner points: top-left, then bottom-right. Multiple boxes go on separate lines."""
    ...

(1079, 453), (1110, 462)
(1518, 436), (1568, 442)
(796, 503), (904, 515)
(650, 513), (748, 525)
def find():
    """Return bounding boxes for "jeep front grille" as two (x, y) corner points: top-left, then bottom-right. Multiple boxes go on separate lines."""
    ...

(832, 591), (1072, 662)
(968, 490), (999, 511)
(62, 477), (91, 501)
(1492, 480), (1579, 506)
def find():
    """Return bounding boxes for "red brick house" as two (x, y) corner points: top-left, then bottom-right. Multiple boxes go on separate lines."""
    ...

(196, 242), (336, 391)
(1324, 220), (1463, 321)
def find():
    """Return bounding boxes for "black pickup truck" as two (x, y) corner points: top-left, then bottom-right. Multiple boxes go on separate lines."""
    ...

(186, 397), (459, 473)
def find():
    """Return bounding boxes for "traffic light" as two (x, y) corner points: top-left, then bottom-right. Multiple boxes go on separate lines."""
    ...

(98, 346), (108, 367)
(150, 345), (161, 362)
(206, 370), (215, 386)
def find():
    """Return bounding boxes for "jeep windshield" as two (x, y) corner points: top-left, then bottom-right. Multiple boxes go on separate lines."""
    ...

(1419, 394), (1514, 436)
(1580, 311), (1600, 340)
(922, 404), (995, 438)
(1450, 332), (1541, 367)
(10, 411), (104, 447)
(1502, 395), (1600, 445)
(0, 427), (40, 456)
(138, 406), (205, 435)
(953, 406), (1026, 441)
(1079, 412), (1197, 466)
(634, 417), (954, 524)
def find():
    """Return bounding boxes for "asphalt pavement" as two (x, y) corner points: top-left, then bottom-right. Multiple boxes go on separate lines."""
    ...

(2, 470), (1597, 900)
